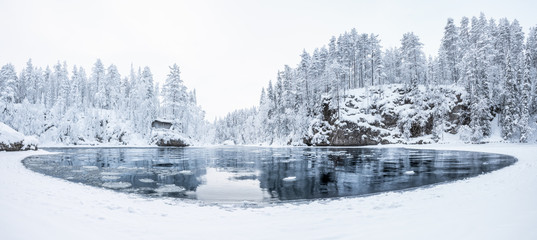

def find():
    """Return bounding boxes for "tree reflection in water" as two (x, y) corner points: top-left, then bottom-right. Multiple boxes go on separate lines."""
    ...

(23, 147), (516, 203)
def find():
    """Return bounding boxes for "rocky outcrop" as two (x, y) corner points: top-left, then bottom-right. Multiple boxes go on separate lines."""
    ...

(0, 141), (37, 151)
(304, 85), (469, 146)
(154, 138), (189, 147)
(151, 129), (190, 147)
(330, 122), (392, 146)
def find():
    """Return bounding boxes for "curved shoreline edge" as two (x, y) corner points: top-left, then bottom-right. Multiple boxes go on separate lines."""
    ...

(1, 143), (536, 240)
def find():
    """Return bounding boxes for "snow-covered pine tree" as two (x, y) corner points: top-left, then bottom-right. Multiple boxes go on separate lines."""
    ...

(467, 14), (493, 142)
(0, 63), (18, 104)
(368, 34), (383, 86)
(510, 20), (526, 58)
(298, 49), (312, 115)
(439, 18), (460, 84)
(77, 66), (88, 108)
(70, 66), (82, 109)
(502, 55), (518, 140)
(54, 61), (70, 115)
(105, 64), (121, 110)
(399, 32), (426, 140)
(15, 68), (26, 104)
(162, 64), (187, 122)
(457, 16), (471, 87)
(90, 59), (106, 109)
(400, 32), (426, 90)
(487, 18), (503, 109)
(21, 59), (37, 104)
(519, 48), (533, 142)
(34, 67), (45, 105)
(429, 61), (449, 142)
(526, 27), (537, 114)
(328, 59), (343, 119)
(43, 66), (54, 108)
(127, 64), (139, 122)
(138, 66), (157, 136)
(119, 76), (130, 115)
(256, 87), (270, 143)
(383, 47), (401, 84)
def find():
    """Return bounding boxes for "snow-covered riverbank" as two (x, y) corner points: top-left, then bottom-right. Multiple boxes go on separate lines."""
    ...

(1, 144), (536, 240)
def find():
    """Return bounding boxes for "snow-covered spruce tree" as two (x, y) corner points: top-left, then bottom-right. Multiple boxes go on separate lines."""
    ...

(20, 59), (37, 104)
(459, 14), (492, 143)
(33, 67), (44, 105)
(501, 55), (518, 140)
(70, 66), (82, 109)
(162, 64), (188, 125)
(367, 34), (384, 86)
(527, 27), (537, 114)
(400, 32), (426, 89)
(70, 66), (88, 110)
(90, 59), (106, 109)
(43, 66), (54, 108)
(274, 72), (286, 140)
(510, 20), (526, 59)
(486, 18), (503, 109)
(127, 65), (139, 123)
(77, 67), (88, 108)
(439, 18), (460, 84)
(0, 63), (18, 104)
(298, 50), (311, 114)
(256, 88), (270, 143)
(328, 59), (344, 120)
(399, 32), (426, 140)
(137, 66), (157, 137)
(119, 76), (130, 112)
(457, 16), (471, 87)
(383, 47), (402, 84)
(519, 48), (533, 142)
(54, 61), (70, 115)
(105, 64), (121, 110)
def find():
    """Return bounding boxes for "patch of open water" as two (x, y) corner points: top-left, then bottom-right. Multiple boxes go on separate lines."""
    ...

(22, 147), (516, 203)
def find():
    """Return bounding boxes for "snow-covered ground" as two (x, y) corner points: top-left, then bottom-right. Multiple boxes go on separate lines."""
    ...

(1, 144), (536, 240)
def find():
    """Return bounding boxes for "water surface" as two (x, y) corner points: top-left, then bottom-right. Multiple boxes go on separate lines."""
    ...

(23, 147), (516, 203)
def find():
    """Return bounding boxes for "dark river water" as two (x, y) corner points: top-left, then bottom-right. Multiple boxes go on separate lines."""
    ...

(22, 147), (516, 203)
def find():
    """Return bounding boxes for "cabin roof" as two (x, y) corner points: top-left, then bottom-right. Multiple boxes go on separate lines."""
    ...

(152, 119), (173, 124)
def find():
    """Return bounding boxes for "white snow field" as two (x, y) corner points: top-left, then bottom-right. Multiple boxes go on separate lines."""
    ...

(1, 144), (536, 240)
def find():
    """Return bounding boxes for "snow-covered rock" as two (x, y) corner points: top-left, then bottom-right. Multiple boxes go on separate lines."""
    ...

(305, 85), (469, 146)
(151, 129), (190, 147)
(0, 122), (38, 151)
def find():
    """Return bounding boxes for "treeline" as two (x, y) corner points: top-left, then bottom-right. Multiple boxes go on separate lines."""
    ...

(215, 13), (537, 145)
(0, 60), (206, 144)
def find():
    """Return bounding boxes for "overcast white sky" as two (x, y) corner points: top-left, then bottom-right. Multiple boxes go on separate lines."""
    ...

(1, 0), (536, 120)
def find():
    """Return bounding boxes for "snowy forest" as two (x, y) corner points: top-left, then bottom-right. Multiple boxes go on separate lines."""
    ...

(0, 60), (207, 145)
(1, 14), (537, 146)
(215, 14), (537, 145)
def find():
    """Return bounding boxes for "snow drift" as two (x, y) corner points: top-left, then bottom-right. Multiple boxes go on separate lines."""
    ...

(0, 122), (38, 151)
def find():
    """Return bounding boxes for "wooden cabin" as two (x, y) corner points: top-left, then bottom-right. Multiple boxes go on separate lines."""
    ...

(151, 119), (173, 130)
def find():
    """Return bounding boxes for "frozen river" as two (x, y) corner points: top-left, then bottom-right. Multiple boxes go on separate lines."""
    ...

(23, 146), (516, 203)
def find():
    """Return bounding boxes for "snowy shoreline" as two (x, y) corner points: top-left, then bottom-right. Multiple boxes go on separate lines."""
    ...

(1, 144), (536, 240)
